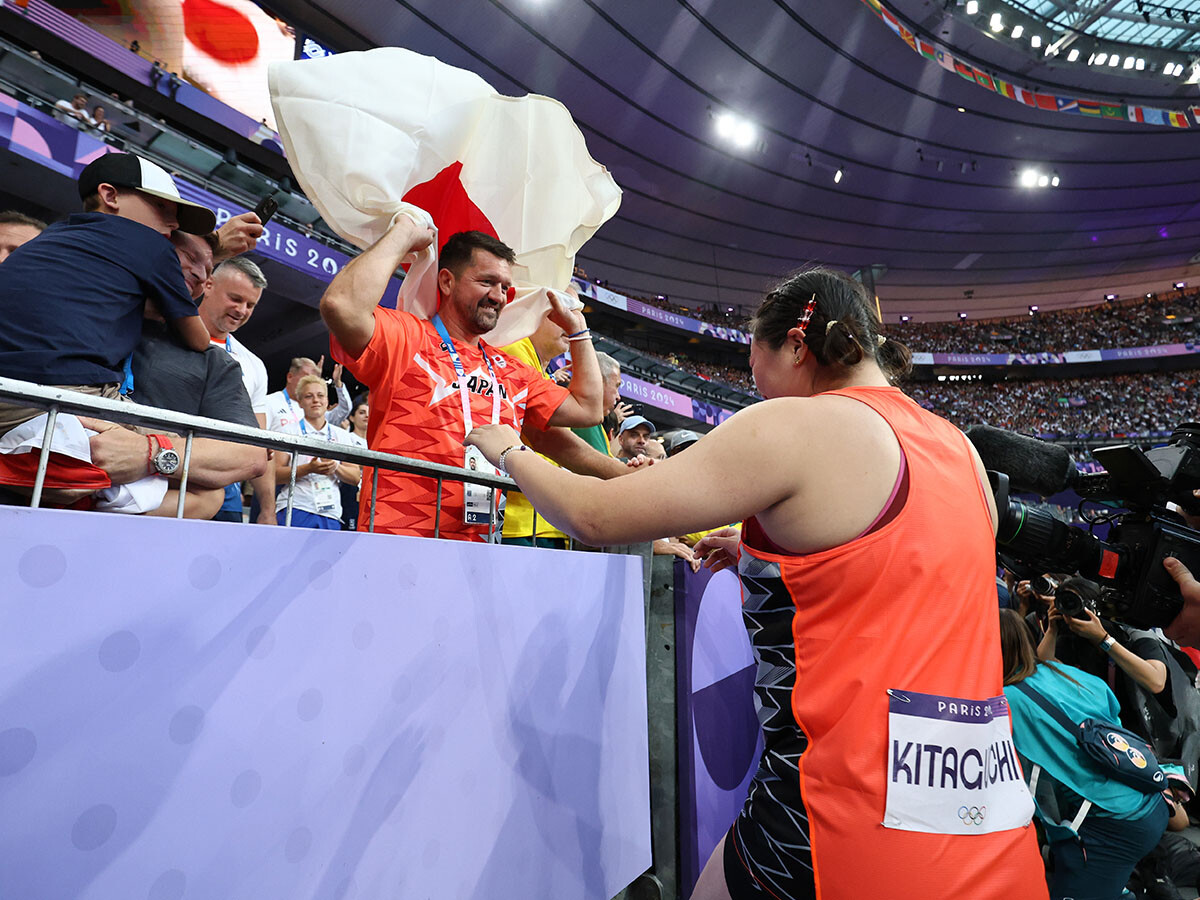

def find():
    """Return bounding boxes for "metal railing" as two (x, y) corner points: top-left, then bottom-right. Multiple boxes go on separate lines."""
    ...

(0, 376), (523, 541)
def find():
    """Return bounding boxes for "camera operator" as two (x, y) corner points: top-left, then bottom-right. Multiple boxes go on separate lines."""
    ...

(1038, 577), (1175, 742)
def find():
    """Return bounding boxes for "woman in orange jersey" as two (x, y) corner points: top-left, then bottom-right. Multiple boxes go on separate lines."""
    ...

(466, 267), (1049, 900)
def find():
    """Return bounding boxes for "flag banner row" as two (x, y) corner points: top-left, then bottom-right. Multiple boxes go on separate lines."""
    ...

(860, 0), (1192, 128)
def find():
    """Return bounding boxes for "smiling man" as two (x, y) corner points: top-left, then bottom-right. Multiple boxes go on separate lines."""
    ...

(197, 257), (274, 523)
(321, 223), (603, 540)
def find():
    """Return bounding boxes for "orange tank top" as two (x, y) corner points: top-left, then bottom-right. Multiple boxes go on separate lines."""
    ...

(737, 386), (1047, 900)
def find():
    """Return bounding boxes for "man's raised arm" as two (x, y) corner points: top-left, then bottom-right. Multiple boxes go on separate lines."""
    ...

(319, 218), (435, 358)
(545, 288), (603, 427)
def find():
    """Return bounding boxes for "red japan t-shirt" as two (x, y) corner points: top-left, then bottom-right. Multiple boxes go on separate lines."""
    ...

(331, 308), (569, 540)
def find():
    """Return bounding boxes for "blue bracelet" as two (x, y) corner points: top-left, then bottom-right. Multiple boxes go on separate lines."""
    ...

(566, 329), (590, 339)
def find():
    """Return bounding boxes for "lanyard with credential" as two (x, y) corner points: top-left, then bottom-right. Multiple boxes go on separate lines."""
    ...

(431, 314), (501, 435)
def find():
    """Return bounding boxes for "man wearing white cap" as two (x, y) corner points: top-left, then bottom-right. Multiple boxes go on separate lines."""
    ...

(613, 414), (656, 461)
(0, 152), (217, 436)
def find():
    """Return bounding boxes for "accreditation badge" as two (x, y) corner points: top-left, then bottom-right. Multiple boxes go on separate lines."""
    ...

(462, 445), (497, 526)
(882, 689), (1034, 835)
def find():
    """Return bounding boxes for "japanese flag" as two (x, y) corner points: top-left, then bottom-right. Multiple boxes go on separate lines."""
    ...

(268, 48), (621, 346)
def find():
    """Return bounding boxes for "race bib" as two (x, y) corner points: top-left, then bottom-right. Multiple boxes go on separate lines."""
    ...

(462, 445), (496, 526)
(883, 689), (1034, 835)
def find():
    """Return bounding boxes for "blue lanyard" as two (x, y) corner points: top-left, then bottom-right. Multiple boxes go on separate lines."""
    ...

(118, 353), (134, 396)
(431, 314), (501, 435)
(299, 418), (331, 441)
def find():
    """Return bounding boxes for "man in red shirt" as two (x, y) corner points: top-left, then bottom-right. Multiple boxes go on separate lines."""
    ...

(321, 219), (603, 540)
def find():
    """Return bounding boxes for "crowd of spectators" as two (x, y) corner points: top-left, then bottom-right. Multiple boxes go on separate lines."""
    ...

(891, 290), (1200, 355)
(907, 371), (1199, 437)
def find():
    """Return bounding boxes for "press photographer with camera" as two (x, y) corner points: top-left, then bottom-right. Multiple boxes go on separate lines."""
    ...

(1037, 577), (1171, 719)
(1001, 609), (1170, 900)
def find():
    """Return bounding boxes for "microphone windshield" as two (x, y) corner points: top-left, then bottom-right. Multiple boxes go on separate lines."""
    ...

(965, 425), (1077, 497)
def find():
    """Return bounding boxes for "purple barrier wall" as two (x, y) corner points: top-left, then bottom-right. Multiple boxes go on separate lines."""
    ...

(573, 279), (751, 346)
(674, 564), (762, 897)
(0, 507), (652, 900)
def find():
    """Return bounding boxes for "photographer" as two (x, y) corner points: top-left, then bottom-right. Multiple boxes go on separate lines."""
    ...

(1001, 608), (1170, 900)
(1038, 578), (1175, 744)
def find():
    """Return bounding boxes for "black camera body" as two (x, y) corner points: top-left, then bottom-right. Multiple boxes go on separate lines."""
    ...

(989, 423), (1200, 629)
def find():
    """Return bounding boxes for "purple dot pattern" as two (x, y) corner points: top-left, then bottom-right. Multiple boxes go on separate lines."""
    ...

(230, 770), (261, 808)
(168, 706), (205, 745)
(98, 630), (141, 673)
(187, 555), (221, 590)
(284, 826), (312, 863)
(17, 544), (67, 588)
(71, 804), (117, 851)
(0, 727), (37, 776)
(147, 869), (186, 900)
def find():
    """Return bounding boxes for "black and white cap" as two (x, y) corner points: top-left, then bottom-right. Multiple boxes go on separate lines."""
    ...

(77, 152), (217, 235)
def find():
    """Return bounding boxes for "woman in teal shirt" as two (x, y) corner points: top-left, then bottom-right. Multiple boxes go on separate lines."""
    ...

(1000, 609), (1168, 900)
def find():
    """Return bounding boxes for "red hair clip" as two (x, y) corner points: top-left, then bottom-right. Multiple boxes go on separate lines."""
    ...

(796, 293), (817, 340)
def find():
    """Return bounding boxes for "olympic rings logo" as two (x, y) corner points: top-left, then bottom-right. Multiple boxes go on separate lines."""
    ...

(958, 805), (987, 826)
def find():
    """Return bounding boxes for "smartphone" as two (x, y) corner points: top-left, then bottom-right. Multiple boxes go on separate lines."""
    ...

(253, 195), (279, 225)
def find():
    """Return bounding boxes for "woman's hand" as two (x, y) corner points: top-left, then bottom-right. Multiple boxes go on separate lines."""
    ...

(1060, 607), (1108, 644)
(694, 525), (742, 573)
(465, 424), (522, 467)
(654, 537), (701, 573)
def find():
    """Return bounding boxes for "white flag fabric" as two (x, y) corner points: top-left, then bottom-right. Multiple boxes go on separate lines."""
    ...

(269, 48), (621, 346)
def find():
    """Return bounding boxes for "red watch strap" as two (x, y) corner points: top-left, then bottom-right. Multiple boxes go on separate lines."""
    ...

(153, 434), (174, 451)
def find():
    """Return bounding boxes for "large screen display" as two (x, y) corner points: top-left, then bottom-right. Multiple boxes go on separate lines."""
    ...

(49, 0), (297, 129)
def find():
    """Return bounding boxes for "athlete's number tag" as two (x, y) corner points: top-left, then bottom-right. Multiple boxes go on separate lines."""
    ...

(462, 445), (496, 526)
(312, 476), (338, 515)
(883, 689), (1034, 835)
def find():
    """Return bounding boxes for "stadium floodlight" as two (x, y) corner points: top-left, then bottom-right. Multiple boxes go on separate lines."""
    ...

(1011, 25), (1024, 39)
(900, 314), (912, 322)
(1029, 305), (1039, 313)
(990, 12), (1003, 30)
(1050, 173), (1060, 187)
(1068, 48), (1080, 62)
(1019, 167), (1039, 187)
(1037, 174), (1049, 187)
(1030, 35), (1041, 48)
(965, 0), (978, 13)
(1123, 56), (1135, 69)
(834, 166), (844, 184)
(1108, 55), (1120, 67)
(1094, 52), (1107, 66)
(1135, 58), (1145, 71)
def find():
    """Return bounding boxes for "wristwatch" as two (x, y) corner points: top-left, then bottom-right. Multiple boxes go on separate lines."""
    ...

(1099, 634), (1117, 653)
(149, 434), (181, 476)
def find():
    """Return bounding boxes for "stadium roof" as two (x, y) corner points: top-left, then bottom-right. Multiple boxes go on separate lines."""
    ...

(264, 0), (1200, 322)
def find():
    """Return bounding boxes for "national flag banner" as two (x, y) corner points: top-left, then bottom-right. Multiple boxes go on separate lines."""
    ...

(972, 69), (996, 92)
(269, 47), (622, 347)
(861, 0), (1192, 130)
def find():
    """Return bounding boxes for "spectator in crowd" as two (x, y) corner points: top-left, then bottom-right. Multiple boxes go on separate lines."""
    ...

(321, 221), (603, 541)
(908, 371), (1199, 438)
(467, 266), (1046, 898)
(90, 105), (111, 134)
(1000, 608), (1169, 900)
(567, 351), (622, 456)
(662, 429), (700, 456)
(0, 153), (213, 439)
(339, 396), (368, 530)
(0, 211), (46, 263)
(273, 374), (360, 529)
(53, 92), (90, 127)
(612, 415), (655, 460)
(643, 438), (666, 461)
(266, 356), (351, 432)
(198, 257), (275, 524)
